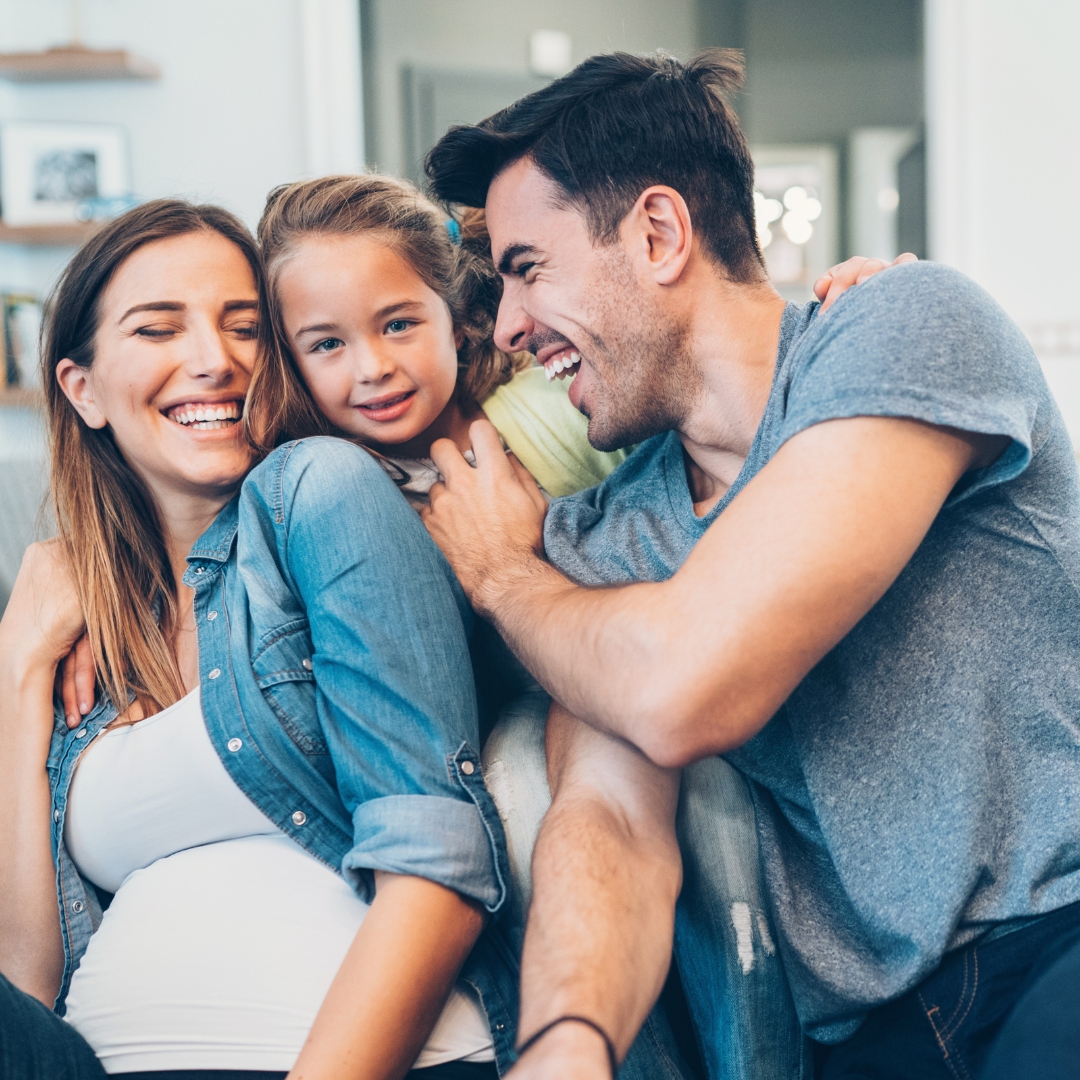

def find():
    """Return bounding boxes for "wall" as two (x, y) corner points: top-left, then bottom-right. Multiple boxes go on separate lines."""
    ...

(926, 0), (1080, 442)
(363, 0), (698, 179)
(0, 0), (361, 298)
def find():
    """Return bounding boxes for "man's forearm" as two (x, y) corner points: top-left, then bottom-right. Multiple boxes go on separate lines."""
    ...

(0, 658), (65, 1004)
(512, 705), (682, 1077)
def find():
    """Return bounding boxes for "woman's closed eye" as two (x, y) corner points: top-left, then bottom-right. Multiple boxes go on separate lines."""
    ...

(132, 323), (180, 340)
(226, 321), (259, 340)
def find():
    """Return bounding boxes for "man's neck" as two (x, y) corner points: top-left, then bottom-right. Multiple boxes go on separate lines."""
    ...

(675, 278), (787, 515)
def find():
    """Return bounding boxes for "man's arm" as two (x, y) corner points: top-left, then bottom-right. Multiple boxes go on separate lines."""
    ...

(425, 416), (1008, 767)
(510, 701), (682, 1078)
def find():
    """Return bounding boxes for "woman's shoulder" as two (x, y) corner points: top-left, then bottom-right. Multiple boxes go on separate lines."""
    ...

(482, 367), (629, 498)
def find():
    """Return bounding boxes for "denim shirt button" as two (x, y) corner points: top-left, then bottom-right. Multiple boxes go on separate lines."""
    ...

(74, 728), (87, 739)
(53, 809), (61, 822)
(207, 610), (218, 621)
(227, 738), (242, 752)
(208, 669), (221, 679)
(461, 760), (475, 775)
(291, 810), (307, 826)
(302, 658), (313, 671)
(72, 900), (84, 913)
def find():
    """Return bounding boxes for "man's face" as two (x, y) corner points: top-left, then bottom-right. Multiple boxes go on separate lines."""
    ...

(487, 158), (700, 451)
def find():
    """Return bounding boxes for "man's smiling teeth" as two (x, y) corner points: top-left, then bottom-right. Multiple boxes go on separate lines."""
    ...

(543, 349), (581, 381)
(167, 401), (241, 429)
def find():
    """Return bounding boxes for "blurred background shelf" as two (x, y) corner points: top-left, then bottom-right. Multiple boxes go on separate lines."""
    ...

(0, 387), (44, 408)
(0, 45), (159, 82)
(0, 222), (98, 246)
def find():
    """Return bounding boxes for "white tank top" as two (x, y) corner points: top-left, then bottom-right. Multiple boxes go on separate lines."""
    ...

(63, 686), (494, 1075)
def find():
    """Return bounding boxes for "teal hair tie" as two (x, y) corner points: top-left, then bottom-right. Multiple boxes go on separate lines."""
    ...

(445, 218), (462, 246)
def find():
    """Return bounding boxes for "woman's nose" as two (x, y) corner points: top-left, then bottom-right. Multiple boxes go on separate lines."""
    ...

(494, 281), (534, 355)
(186, 323), (244, 383)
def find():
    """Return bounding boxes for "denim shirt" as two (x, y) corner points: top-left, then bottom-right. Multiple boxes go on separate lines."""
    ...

(44, 437), (519, 1070)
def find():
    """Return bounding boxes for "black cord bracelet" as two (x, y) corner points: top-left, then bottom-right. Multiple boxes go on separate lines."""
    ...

(516, 1015), (619, 1077)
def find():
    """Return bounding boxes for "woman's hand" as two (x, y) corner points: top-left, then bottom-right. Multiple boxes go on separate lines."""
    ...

(60, 634), (97, 729)
(0, 539), (86, 688)
(814, 252), (918, 311)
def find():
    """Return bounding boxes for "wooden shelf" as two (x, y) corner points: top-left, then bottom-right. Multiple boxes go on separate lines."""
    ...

(0, 387), (44, 409)
(0, 46), (159, 83)
(0, 221), (99, 246)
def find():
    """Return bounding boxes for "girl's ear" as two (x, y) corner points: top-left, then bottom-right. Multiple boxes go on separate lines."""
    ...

(56, 359), (107, 429)
(453, 325), (466, 352)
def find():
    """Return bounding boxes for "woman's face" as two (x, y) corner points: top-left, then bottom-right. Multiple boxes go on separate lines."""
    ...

(277, 234), (461, 454)
(59, 230), (259, 507)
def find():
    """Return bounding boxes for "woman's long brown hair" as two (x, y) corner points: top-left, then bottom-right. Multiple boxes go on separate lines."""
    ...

(42, 199), (265, 716)
(246, 173), (530, 453)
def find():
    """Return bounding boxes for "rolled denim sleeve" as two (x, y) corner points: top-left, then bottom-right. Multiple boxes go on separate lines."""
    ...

(261, 437), (508, 911)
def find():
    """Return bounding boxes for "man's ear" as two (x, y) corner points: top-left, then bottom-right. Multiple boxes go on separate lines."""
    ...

(55, 359), (107, 429)
(624, 186), (693, 287)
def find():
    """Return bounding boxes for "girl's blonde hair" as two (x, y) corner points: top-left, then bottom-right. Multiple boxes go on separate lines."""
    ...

(42, 199), (266, 716)
(247, 173), (530, 452)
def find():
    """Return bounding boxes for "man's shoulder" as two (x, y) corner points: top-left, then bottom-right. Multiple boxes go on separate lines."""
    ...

(811, 262), (1026, 354)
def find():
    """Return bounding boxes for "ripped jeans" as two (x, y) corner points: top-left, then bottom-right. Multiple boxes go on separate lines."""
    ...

(482, 688), (809, 1080)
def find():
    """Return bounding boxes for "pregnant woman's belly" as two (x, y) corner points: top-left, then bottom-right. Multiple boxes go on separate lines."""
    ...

(65, 832), (493, 1074)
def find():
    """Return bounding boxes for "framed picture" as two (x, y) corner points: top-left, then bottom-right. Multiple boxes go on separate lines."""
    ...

(1, 293), (43, 390)
(0, 121), (130, 226)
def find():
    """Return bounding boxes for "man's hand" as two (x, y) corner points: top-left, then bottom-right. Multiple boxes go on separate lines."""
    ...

(422, 419), (550, 616)
(814, 252), (918, 311)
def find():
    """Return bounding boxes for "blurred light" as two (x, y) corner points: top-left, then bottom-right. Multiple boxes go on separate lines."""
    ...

(783, 185), (808, 211)
(759, 225), (773, 249)
(802, 197), (822, 222)
(529, 30), (572, 77)
(782, 212), (813, 245)
(877, 187), (900, 211)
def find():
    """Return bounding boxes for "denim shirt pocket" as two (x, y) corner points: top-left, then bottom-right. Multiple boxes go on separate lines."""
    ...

(251, 618), (326, 755)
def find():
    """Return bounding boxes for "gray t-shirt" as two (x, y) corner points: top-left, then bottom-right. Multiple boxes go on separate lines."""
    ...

(544, 262), (1080, 1042)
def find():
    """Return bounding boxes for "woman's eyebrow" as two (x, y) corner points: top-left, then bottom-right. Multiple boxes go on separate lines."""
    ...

(118, 300), (184, 322)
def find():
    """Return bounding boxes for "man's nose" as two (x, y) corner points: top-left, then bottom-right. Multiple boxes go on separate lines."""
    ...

(494, 281), (534, 354)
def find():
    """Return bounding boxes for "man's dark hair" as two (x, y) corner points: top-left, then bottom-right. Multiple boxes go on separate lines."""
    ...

(425, 49), (765, 284)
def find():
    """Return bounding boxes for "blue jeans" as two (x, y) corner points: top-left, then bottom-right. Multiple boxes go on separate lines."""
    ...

(816, 898), (1080, 1080)
(482, 689), (808, 1080)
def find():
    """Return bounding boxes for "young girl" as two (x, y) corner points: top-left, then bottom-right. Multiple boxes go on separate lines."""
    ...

(245, 174), (627, 508)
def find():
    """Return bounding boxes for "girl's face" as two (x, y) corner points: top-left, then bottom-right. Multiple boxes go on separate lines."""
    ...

(277, 234), (462, 455)
(57, 230), (259, 509)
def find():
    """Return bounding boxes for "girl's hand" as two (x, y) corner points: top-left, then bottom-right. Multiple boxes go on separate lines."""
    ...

(814, 252), (918, 312)
(0, 540), (86, 683)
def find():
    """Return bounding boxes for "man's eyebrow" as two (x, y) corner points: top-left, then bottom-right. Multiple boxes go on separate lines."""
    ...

(118, 301), (184, 322)
(496, 243), (540, 277)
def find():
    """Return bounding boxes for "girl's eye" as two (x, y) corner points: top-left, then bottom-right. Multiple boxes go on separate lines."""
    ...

(312, 337), (345, 353)
(386, 319), (414, 335)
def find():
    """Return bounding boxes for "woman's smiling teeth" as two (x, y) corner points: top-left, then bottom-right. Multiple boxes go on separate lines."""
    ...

(166, 401), (242, 429)
(543, 348), (581, 381)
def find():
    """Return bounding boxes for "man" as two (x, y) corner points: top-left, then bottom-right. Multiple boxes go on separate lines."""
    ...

(420, 48), (1080, 1080)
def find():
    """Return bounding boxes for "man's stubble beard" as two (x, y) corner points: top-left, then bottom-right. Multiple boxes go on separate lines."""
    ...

(578, 252), (703, 453)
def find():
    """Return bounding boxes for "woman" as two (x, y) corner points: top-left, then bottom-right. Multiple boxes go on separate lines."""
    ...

(0, 200), (514, 1080)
